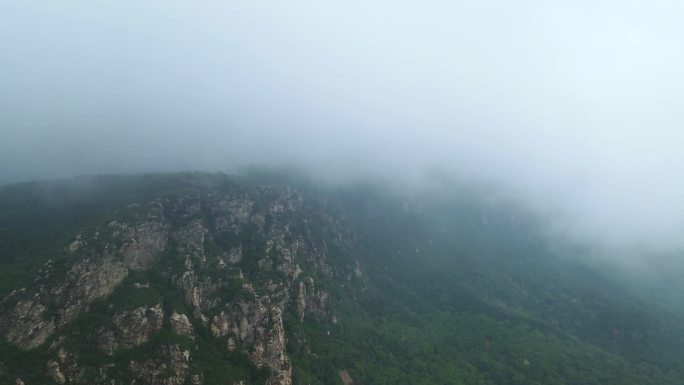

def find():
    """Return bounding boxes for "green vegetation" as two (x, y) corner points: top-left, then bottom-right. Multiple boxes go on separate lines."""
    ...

(284, 182), (684, 384)
(2, 173), (684, 384)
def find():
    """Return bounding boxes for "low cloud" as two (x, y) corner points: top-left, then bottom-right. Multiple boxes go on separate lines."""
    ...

(1, 0), (683, 253)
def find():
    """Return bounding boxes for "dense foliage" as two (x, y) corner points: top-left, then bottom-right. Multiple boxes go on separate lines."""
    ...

(1, 172), (684, 384)
(286, 183), (684, 384)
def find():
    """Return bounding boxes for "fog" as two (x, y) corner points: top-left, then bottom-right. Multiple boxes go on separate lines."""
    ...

(1, 1), (684, 254)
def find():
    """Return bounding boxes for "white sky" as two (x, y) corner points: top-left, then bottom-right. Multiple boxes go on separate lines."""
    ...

(1, 0), (684, 251)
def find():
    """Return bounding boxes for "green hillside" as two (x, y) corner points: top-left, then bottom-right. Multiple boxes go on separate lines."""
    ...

(0, 172), (682, 385)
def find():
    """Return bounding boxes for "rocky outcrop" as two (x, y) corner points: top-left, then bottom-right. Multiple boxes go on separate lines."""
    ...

(174, 219), (209, 263)
(208, 192), (256, 234)
(1, 179), (360, 385)
(253, 307), (291, 385)
(172, 260), (234, 321)
(116, 205), (169, 270)
(51, 251), (130, 328)
(171, 214), (228, 319)
(199, 188), (352, 385)
(46, 348), (82, 384)
(1, 294), (56, 349)
(99, 304), (164, 354)
(210, 285), (292, 385)
(46, 360), (66, 384)
(128, 344), (199, 385)
(210, 283), (300, 385)
(293, 278), (329, 321)
(170, 311), (195, 340)
(0, 205), (168, 350)
(113, 304), (164, 348)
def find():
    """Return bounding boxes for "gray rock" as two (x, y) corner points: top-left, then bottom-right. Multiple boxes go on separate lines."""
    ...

(128, 344), (198, 385)
(46, 360), (66, 384)
(0, 205), (168, 350)
(170, 311), (195, 340)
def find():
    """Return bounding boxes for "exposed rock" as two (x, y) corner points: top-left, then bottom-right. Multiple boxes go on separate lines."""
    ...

(1, 181), (360, 385)
(210, 193), (255, 233)
(294, 282), (307, 322)
(172, 219), (231, 318)
(52, 252), (129, 328)
(293, 279), (329, 321)
(211, 293), (291, 385)
(170, 311), (195, 340)
(174, 219), (208, 263)
(258, 257), (274, 271)
(128, 344), (198, 385)
(0, 287), (26, 306)
(118, 202), (169, 270)
(225, 246), (243, 264)
(34, 259), (55, 285)
(227, 336), (237, 352)
(116, 304), (164, 346)
(99, 304), (164, 353)
(0, 205), (168, 350)
(173, 268), (224, 314)
(46, 348), (82, 384)
(191, 374), (203, 385)
(67, 234), (84, 254)
(46, 360), (66, 384)
(251, 307), (291, 385)
(1, 295), (56, 349)
(97, 328), (118, 356)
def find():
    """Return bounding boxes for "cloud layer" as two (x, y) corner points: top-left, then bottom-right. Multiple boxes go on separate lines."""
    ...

(2, 0), (684, 252)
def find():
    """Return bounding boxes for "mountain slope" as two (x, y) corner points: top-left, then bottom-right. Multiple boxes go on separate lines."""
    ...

(0, 173), (682, 385)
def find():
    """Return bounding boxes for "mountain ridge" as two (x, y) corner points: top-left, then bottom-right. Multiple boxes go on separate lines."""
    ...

(1, 172), (683, 385)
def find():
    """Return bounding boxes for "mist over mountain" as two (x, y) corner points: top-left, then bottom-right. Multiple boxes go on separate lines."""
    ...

(2, 1), (684, 254)
(2, 2), (684, 382)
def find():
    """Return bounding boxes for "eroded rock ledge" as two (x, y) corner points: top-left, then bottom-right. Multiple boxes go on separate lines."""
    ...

(0, 185), (363, 385)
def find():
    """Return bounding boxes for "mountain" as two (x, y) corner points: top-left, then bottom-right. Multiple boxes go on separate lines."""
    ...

(0, 172), (683, 385)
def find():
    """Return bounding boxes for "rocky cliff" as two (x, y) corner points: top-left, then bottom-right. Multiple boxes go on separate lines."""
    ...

(0, 178), (363, 385)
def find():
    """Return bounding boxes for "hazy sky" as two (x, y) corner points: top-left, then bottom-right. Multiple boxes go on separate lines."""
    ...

(2, 1), (684, 252)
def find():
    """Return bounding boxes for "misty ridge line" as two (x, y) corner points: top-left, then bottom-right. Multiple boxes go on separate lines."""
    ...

(1, 167), (677, 272)
(1, 1), (683, 254)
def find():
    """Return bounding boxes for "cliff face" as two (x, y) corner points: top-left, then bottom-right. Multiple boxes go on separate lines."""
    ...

(0, 202), (168, 350)
(0, 180), (363, 385)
